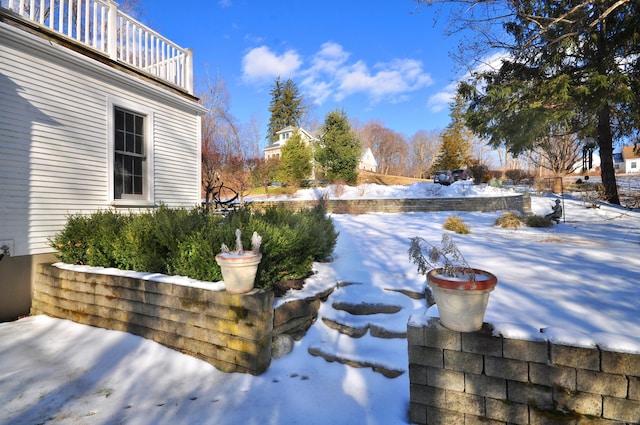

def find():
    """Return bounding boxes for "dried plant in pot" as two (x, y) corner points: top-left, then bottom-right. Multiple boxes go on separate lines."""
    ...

(408, 233), (497, 332)
(215, 229), (262, 294)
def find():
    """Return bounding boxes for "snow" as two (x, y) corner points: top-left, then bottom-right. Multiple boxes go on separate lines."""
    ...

(2, 181), (640, 425)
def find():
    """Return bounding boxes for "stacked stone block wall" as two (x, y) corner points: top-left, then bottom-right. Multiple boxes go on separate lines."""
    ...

(250, 194), (531, 215)
(408, 318), (640, 424)
(273, 286), (335, 340)
(32, 264), (274, 375)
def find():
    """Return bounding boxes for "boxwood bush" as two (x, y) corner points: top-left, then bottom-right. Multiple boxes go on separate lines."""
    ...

(50, 204), (338, 291)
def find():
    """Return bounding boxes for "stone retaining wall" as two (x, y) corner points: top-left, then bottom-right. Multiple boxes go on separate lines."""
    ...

(273, 287), (335, 340)
(32, 264), (274, 375)
(408, 318), (640, 424)
(249, 193), (531, 214)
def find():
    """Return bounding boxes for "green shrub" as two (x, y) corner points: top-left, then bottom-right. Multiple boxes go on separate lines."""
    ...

(495, 212), (522, 228)
(220, 204), (338, 289)
(443, 215), (470, 234)
(525, 215), (554, 228)
(127, 206), (212, 273)
(50, 204), (337, 292)
(171, 230), (221, 282)
(51, 209), (131, 267)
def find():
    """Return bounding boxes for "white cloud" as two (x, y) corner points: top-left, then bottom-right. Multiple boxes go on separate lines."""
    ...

(427, 82), (456, 113)
(241, 41), (433, 106)
(339, 58), (433, 101)
(241, 46), (302, 83)
(308, 42), (350, 74)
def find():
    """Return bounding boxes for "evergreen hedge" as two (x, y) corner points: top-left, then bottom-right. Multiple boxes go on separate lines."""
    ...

(50, 204), (338, 291)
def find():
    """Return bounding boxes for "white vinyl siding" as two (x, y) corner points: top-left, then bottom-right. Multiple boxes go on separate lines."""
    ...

(0, 22), (203, 256)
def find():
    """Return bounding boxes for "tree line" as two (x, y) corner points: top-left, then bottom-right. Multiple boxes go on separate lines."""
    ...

(199, 0), (639, 206)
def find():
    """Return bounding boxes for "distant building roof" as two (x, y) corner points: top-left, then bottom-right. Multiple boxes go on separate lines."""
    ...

(621, 145), (640, 160)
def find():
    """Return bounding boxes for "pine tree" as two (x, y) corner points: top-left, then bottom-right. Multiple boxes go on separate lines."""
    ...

(433, 94), (472, 171)
(316, 110), (361, 184)
(442, 0), (640, 204)
(276, 130), (312, 185)
(266, 77), (303, 144)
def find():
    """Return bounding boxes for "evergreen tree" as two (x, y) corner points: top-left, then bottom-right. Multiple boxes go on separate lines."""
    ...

(266, 77), (303, 144)
(438, 0), (640, 204)
(433, 94), (473, 171)
(276, 130), (312, 186)
(316, 110), (361, 184)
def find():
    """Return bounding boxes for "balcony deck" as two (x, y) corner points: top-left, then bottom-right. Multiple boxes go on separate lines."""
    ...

(1, 0), (193, 95)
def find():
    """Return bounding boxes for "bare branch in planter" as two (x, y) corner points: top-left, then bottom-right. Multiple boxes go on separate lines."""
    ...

(408, 233), (474, 279)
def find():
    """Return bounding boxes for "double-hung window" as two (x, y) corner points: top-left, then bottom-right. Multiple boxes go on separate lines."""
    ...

(110, 100), (153, 205)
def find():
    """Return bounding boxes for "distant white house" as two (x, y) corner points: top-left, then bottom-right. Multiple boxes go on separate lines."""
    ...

(264, 126), (378, 178)
(614, 146), (640, 174)
(264, 126), (321, 161)
(0, 1), (206, 321)
(359, 147), (378, 172)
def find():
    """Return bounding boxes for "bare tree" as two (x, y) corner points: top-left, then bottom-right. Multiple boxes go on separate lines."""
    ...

(250, 158), (280, 196)
(201, 141), (222, 213)
(409, 130), (440, 178)
(198, 72), (262, 202)
(354, 120), (409, 175)
(527, 132), (582, 177)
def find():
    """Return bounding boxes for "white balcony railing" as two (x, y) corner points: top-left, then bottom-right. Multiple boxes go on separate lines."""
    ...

(1, 0), (194, 94)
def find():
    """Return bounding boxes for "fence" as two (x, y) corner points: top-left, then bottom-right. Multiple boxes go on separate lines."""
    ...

(1, 0), (193, 93)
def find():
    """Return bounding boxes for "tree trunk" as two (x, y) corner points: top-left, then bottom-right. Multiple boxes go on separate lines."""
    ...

(597, 106), (620, 205)
(551, 176), (563, 194)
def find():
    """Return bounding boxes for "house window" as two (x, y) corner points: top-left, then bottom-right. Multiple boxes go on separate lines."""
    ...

(109, 99), (153, 205)
(631, 161), (637, 170)
(114, 107), (146, 199)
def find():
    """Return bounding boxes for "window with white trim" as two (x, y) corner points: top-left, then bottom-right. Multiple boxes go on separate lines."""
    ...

(109, 100), (153, 205)
(114, 107), (146, 198)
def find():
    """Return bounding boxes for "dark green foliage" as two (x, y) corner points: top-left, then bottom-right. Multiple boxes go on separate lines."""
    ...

(50, 204), (338, 291)
(267, 77), (303, 144)
(277, 130), (312, 185)
(124, 206), (211, 273)
(454, 0), (640, 204)
(316, 109), (361, 184)
(525, 215), (554, 228)
(433, 93), (473, 171)
(51, 210), (131, 267)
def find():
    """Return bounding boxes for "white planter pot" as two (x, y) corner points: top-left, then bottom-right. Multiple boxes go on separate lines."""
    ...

(427, 268), (498, 332)
(215, 251), (262, 294)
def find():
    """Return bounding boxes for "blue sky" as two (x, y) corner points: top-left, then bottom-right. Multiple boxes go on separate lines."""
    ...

(140, 1), (464, 142)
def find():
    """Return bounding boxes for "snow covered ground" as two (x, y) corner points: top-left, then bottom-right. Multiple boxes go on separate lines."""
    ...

(1, 182), (639, 425)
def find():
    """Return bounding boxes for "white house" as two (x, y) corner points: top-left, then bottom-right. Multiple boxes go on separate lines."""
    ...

(264, 126), (320, 161)
(359, 147), (378, 172)
(264, 126), (378, 178)
(614, 146), (640, 174)
(0, 1), (206, 321)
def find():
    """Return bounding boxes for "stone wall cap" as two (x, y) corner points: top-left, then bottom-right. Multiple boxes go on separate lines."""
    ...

(51, 263), (226, 292)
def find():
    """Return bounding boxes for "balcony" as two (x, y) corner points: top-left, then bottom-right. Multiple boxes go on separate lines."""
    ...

(1, 0), (193, 95)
